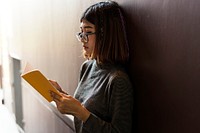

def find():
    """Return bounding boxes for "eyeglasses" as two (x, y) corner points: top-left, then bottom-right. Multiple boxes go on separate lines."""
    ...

(76, 32), (95, 43)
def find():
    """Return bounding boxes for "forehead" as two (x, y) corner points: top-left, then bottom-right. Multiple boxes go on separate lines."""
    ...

(80, 19), (95, 29)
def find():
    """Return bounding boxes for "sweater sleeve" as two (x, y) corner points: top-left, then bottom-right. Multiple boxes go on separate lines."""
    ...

(82, 76), (133, 133)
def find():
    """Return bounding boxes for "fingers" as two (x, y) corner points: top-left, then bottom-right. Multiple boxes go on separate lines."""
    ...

(49, 80), (60, 88)
(49, 80), (63, 92)
(50, 91), (62, 102)
(49, 79), (56, 84)
(50, 92), (79, 115)
(49, 80), (58, 86)
(48, 80), (67, 94)
(50, 91), (69, 114)
(60, 93), (69, 97)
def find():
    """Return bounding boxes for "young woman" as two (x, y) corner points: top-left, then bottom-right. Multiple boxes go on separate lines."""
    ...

(50, 1), (133, 133)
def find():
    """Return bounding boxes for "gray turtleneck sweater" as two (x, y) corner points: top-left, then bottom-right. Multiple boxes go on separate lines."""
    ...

(74, 60), (133, 133)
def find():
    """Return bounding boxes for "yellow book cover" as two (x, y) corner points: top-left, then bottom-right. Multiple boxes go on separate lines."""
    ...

(21, 63), (61, 102)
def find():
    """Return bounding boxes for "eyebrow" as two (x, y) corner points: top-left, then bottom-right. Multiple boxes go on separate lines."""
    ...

(80, 26), (93, 29)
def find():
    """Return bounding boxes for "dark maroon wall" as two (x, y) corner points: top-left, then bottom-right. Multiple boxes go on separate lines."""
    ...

(120, 0), (200, 132)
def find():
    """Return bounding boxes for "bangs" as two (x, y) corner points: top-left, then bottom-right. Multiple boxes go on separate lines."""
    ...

(80, 5), (97, 24)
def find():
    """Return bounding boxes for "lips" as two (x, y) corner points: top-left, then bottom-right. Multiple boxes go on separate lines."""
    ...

(83, 45), (88, 49)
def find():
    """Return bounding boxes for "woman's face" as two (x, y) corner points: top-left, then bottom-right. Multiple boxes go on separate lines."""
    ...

(79, 19), (96, 57)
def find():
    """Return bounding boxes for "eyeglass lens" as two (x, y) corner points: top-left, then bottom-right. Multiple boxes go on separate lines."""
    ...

(76, 32), (95, 43)
(77, 33), (88, 43)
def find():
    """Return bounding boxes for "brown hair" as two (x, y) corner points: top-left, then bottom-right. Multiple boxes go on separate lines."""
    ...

(81, 1), (129, 65)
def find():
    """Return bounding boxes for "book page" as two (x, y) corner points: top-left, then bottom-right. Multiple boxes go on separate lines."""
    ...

(21, 63), (61, 102)
(22, 62), (34, 74)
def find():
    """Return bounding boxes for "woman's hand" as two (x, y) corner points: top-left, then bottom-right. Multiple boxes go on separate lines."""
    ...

(50, 91), (90, 122)
(49, 80), (68, 95)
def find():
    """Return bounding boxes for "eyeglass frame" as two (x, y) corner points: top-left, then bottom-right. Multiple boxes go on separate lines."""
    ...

(76, 32), (96, 43)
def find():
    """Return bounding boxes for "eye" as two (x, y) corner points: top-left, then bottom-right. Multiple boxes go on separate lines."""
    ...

(86, 31), (92, 34)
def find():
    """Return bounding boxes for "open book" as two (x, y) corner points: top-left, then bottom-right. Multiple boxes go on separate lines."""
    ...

(21, 63), (61, 102)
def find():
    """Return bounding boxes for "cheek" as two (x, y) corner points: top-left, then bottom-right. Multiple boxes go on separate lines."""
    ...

(93, 36), (96, 45)
(92, 39), (96, 47)
(89, 36), (96, 47)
